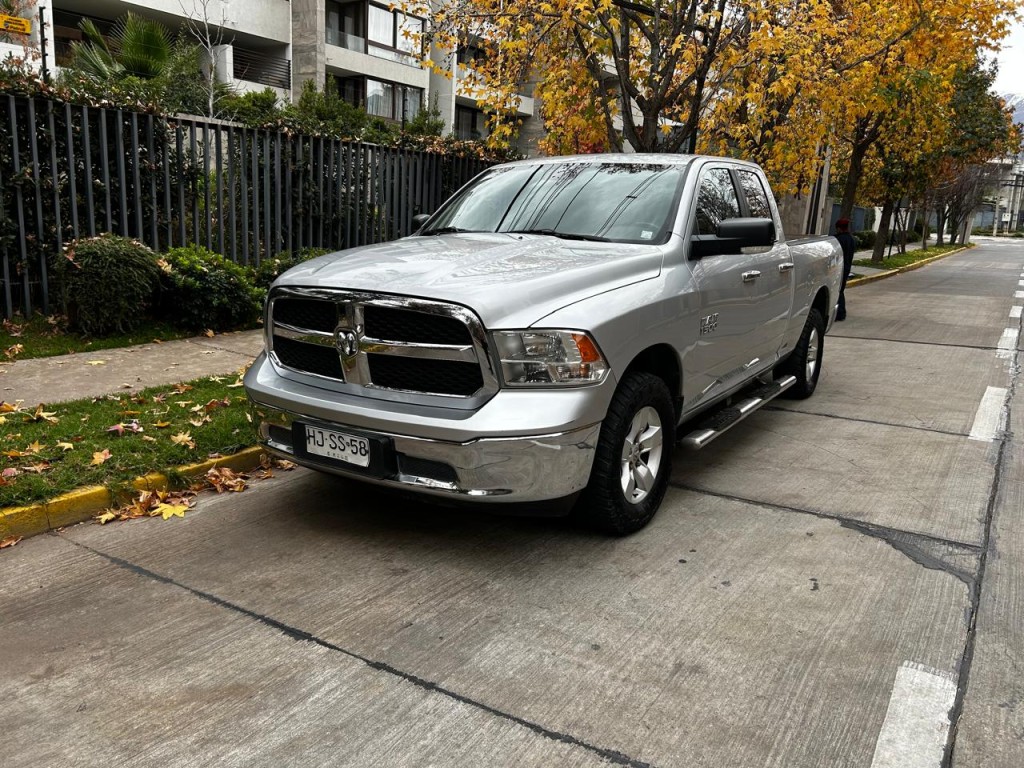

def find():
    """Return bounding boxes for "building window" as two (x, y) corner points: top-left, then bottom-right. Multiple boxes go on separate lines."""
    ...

(366, 2), (424, 66)
(326, 0), (366, 51)
(455, 105), (485, 140)
(340, 75), (423, 124)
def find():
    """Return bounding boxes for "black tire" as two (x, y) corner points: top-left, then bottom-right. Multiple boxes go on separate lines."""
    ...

(776, 307), (824, 399)
(575, 372), (675, 535)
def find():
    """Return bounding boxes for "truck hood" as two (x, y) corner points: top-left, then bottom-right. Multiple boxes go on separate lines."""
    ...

(276, 232), (664, 328)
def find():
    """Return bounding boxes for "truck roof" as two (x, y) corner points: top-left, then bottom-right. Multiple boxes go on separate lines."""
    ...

(499, 153), (761, 169)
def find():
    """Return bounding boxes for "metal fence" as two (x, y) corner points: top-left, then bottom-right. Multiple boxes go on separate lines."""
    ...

(0, 94), (492, 319)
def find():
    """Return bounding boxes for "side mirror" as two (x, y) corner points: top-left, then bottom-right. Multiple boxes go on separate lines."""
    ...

(412, 213), (431, 231)
(691, 217), (776, 258)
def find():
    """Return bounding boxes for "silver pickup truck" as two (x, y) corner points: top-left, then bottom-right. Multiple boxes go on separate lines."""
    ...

(245, 154), (843, 534)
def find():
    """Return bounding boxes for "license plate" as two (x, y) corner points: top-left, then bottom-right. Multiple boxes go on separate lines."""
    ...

(303, 425), (371, 468)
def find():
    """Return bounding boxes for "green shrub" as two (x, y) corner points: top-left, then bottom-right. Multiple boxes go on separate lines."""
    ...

(249, 247), (333, 291)
(52, 235), (161, 336)
(853, 230), (877, 250)
(157, 245), (262, 331)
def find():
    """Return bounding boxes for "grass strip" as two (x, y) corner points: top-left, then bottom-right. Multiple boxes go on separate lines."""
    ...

(1, 374), (255, 507)
(853, 243), (966, 271)
(1, 314), (194, 361)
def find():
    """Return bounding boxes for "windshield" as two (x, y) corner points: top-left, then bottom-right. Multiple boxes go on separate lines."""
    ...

(421, 163), (684, 244)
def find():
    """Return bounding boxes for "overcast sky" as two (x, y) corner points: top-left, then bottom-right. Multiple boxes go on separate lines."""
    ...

(994, 20), (1024, 95)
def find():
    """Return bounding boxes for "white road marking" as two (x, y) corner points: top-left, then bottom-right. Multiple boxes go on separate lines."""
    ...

(1016, 291), (1024, 299)
(1012, 306), (1023, 319)
(996, 327), (1020, 359)
(869, 661), (957, 768)
(1019, 280), (1024, 287)
(969, 386), (1008, 441)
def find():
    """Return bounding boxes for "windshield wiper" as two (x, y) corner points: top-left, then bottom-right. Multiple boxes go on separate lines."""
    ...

(506, 228), (611, 242)
(420, 226), (477, 236)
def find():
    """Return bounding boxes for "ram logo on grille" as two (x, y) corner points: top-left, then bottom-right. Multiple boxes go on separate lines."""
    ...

(336, 329), (359, 358)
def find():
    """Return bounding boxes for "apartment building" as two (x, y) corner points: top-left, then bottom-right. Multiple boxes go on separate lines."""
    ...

(34, 0), (536, 147)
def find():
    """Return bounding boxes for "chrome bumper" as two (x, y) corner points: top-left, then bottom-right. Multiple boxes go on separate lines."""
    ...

(249, 400), (600, 503)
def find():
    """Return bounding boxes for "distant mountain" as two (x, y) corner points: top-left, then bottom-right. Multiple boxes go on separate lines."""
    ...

(1003, 93), (1024, 126)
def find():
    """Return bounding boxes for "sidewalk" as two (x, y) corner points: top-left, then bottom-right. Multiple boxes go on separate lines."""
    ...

(0, 329), (264, 406)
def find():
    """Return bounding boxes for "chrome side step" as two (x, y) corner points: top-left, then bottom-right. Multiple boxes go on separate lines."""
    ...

(680, 375), (797, 450)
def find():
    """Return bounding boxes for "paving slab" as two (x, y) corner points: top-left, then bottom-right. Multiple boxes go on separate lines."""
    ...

(675, 408), (994, 546)
(774, 335), (1011, 435)
(951, 392), (1024, 767)
(0, 532), (607, 768)
(0, 329), (263, 404)
(46, 472), (973, 768)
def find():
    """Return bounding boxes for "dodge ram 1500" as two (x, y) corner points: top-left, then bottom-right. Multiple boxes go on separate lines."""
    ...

(245, 154), (843, 534)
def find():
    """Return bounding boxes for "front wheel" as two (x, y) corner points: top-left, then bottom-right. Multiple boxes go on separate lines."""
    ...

(776, 307), (824, 399)
(575, 372), (675, 535)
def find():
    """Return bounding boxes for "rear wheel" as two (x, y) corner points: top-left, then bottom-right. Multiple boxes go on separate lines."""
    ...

(575, 372), (675, 535)
(776, 307), (824, 399)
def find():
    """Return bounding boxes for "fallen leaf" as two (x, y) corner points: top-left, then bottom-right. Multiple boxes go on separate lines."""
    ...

(227, 377), (245, 388)
(0, 535), (22, 548)
(121, 383), (133, 389)
(141, 435), (157, 443)
(25, 441), (44, 454)
(154, 421), (171, 428)
(203, 329), (215, 338)
(0, 400), (23, 413)
(208, 376), (224, 383)
(91, 449), (111, 465)
(22, 462), (51, 474)
(274, 459), (297, 471)
(86, 360), (107, 366)
(124, 420), (144, 434)
(4, 343), (24, 359)
(156, 503), (189, 520)
(206, 466), (248, 493)
(189, 415), (211, 427)
(0, 416), (6, 425)
(173, 383), (193, 394)
(56, 442), (74, 451)
(175, 401), (193, 408)
(170, 432), (195, 449)
(2, 467), (22, 478)
(26, 404), (59, 424)
(95, 510), (118, 525)
(3, 449), (26, 459)
(106, 423), (125, 436)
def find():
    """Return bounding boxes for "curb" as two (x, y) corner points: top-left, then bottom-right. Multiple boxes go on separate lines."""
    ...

(848, 245), (971, 288)
(0, 446), (266, 540)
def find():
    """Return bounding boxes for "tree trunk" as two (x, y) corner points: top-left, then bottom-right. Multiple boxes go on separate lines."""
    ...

(839, 138), (870, 221)
(872, 198), (895, 263)
(934, 206), (947, 247)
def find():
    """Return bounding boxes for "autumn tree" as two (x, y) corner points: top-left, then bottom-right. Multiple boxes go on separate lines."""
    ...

(402, 0), (748, 152)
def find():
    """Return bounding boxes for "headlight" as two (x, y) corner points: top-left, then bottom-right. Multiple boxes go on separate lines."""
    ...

(492, 330), (609, 387)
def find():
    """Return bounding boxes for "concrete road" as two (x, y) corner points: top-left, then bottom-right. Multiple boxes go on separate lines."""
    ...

(2, 238), (1022, 767)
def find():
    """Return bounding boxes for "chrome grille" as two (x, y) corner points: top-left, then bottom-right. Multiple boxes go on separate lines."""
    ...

(268, 288), (496, 400)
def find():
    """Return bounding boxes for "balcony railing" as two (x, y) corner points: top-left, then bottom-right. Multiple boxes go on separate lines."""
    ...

(233, 47), (291, 91)
(326, 28), (365, 52)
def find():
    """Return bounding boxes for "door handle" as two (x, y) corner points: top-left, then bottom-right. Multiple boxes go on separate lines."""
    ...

(742, 270), (761, 282)
(778, 262), (795, 273)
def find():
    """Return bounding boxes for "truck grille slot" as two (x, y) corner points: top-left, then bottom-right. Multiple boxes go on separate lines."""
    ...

(274, 297), (337, 332)
(364, 305), (472, 345)
(272, 335), (343, 379)
(367, 354), (483, 396)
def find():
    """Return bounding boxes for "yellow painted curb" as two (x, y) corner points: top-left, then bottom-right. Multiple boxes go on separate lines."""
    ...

(848, 245), (971, 288)
(0, 445), (266, 540)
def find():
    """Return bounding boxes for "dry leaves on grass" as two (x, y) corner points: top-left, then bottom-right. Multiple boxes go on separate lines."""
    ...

(4, 343), (24, 360)
(170, 432), (195, 449)
(90, 449), (112, 466)
(0, 400), (24, 413)
(25, 404), (58, 424)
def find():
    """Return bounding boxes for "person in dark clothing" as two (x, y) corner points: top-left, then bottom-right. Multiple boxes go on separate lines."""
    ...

(834, 217), (855, 321)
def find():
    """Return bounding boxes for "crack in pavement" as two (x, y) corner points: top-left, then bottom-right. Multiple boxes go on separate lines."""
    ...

(58, 536), (657, 768)
(761, 406), (970, 438)
(667, 481), (982, 585)
(828, 335), (1001, 352)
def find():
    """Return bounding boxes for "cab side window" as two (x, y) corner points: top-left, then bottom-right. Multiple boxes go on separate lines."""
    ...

(737, 170), (772, 220)
(695, 168), (741, 236)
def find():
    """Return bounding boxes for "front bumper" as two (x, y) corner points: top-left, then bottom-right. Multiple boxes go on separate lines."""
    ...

(249, 400), (600, 502)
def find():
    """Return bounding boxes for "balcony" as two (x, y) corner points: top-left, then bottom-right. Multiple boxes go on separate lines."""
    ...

(233, 47), (290, 91)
